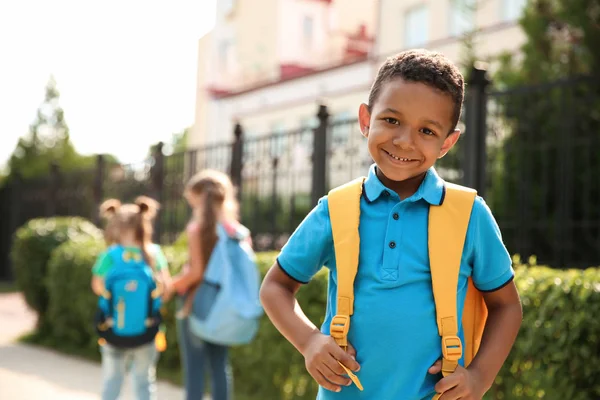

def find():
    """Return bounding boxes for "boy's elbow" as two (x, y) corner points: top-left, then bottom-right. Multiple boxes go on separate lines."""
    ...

(259, 276), (272, 306)
(259, 263), (280, 306)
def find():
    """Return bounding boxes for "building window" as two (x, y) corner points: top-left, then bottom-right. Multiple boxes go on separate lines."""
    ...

(449, 0), (475, 37)
(303, 16), (314, 49)
(404, 5), (429, 48)
(502, 0), (527, 21)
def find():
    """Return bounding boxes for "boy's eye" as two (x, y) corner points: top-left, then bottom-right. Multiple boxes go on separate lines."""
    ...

(420, 128), (436, 136)
(383, 117), (399, 125)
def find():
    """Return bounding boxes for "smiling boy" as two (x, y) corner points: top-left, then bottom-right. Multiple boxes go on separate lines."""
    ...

(260, 49), (522, 400)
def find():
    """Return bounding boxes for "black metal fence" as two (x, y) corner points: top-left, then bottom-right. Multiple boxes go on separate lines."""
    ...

(1, 67), (599, 280)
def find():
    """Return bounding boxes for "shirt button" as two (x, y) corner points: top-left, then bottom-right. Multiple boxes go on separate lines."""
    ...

(393, 213), (399, 220)
(389, 241), (396, 249)
(383, 190), (390, 196)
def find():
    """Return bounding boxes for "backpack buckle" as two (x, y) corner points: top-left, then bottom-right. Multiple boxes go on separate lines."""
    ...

(330, 315), (350, 347)
(441, 335), (463, 361)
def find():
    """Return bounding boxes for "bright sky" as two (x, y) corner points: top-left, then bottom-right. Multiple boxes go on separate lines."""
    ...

(0, 0), (216, 168)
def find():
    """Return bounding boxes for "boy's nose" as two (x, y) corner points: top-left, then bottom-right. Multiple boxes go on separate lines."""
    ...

(392, 128), (414, 149)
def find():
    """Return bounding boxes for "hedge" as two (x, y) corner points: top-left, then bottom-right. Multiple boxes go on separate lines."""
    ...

(13, 217), (600, 399)
(46, 237), (106, 355)
(10, 217), (103, 332)
(490, 258), (600, 400)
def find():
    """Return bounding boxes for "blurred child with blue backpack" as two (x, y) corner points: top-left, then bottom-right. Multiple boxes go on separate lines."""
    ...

(92, 196), (172, 400)
(166, 170), (263, 400)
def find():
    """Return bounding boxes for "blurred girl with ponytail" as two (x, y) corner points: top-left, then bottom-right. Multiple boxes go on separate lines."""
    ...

(168, 169), (250, 400)
(92, 196), (171, 400)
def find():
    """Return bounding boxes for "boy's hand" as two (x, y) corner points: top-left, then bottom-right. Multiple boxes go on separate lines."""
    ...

(428, 360), (485, 400)
(302, 332), (360, 392)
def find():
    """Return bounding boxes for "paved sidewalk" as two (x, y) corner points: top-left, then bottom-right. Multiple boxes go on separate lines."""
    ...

(0, 292), (184, 399)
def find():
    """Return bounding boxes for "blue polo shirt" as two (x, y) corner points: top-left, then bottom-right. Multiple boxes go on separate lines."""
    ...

(277, 164), (514, 400)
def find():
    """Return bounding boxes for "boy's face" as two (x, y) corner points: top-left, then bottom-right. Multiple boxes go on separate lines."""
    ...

(359, 78), (460, 184)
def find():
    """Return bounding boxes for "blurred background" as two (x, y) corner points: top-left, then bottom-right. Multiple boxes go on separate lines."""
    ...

(0, 0), (598, 399)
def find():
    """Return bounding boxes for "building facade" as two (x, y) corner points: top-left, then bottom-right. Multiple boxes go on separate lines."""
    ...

(189, 0), (528, 148)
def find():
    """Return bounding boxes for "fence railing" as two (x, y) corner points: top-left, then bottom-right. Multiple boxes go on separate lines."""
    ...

(1, 67), (599, 280)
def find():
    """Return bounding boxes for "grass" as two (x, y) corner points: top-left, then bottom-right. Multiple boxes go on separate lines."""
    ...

(0, 280), (17, 293)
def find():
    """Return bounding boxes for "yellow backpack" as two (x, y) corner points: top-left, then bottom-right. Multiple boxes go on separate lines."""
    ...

(327, 178), (488, 395)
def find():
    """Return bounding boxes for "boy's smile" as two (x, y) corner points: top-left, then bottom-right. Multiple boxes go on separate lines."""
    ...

(359, 78), (460, 198)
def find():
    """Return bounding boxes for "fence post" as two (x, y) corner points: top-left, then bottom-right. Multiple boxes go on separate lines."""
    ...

(463, 63), (491, 196)
(93, 154), (105, 225)
(230, 122), (244, 201)
(311, 104), (329, 206)
(152, 142), (164, 243)
(270, 157), (279, 248)
(47, 162), (60, 216)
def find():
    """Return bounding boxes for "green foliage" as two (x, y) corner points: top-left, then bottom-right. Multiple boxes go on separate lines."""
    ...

(0, 281), (17, 293)
(488, 0), (600, 267)
(4, 77), (98, 184)
(231, 253), (326, 399)
(240, 193), (312, 239)
(18, 217), (600, 399)
(46, 237), (106, 353)
(495, 0), (599, 86)
(490, 259), (600, 399)
(10, 217), (103, 330)
(171, 128), (189, 153)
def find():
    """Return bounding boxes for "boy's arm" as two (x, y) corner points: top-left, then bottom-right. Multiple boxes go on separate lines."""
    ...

(470, 281), (522, 390)
(260, 262), (360, 393)
(433, 281), (522, 398)
(433, 197), (522, 399)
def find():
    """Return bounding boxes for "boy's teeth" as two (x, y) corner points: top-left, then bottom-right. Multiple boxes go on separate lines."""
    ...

(389, 152), (410, 161)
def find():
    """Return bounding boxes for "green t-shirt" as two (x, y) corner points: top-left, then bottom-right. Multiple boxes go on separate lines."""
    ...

(92, 243), (168, 278)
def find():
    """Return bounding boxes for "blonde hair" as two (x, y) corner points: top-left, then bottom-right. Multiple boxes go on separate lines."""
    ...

(99, 196), (160, 268)
(185, 169), (239, 264)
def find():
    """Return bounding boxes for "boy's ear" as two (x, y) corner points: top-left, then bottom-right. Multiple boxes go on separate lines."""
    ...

(358, 103), (371, 138)
(438, 129), (461, 159)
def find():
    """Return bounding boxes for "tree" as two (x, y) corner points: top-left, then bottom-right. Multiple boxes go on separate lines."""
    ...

(148, 127), (190, 157)
(171, 127), (189, 153)
(495, 0), (599, 85)
(4, 76), (95, 183)
(488, 0), (600, 268)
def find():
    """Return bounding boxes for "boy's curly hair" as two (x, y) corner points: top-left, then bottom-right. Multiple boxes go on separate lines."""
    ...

(368, 49), (465, 133)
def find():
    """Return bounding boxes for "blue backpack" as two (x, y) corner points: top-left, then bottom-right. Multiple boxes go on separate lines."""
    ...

(188, 223), (263, 346)
(95, 245), (162, 348)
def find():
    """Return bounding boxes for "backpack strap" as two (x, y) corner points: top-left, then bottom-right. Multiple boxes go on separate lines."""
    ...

(428, 182), (477, 377)
(328, 177), (365, 391)
(327, 177), (365, 349)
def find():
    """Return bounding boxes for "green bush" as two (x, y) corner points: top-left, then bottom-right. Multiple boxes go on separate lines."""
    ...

(490, 259), (600, 400)
(230, 253), (325, 399)
(46, 237), (106, 355)
(11, 217), (103, 330)
(160, 249), (324, 398)
(24, 219), (600, 399)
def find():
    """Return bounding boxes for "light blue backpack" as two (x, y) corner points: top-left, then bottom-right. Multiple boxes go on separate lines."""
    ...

(188, 223), (263, 346)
